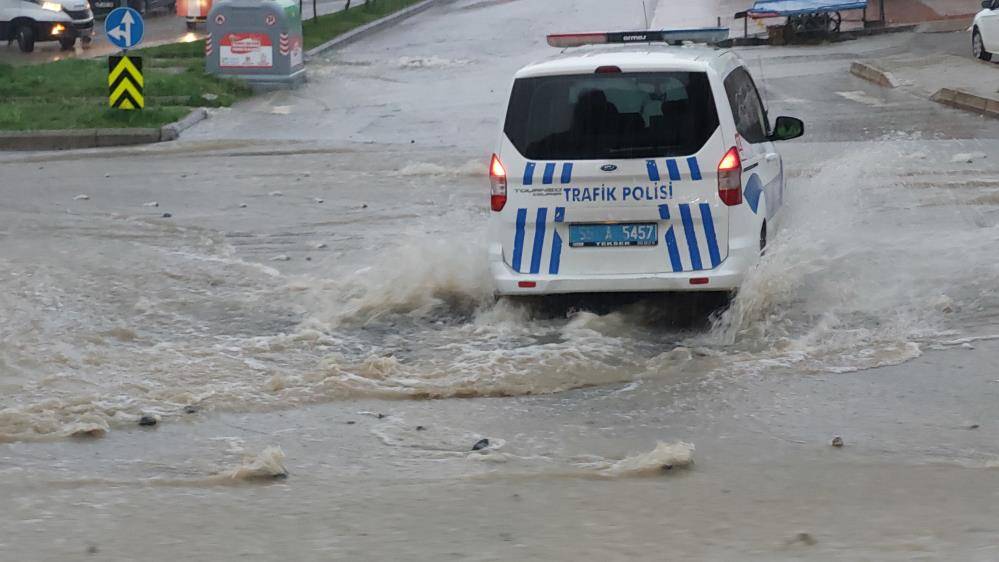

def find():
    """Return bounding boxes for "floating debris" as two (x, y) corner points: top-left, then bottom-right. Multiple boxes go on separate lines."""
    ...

(142, 201), (159, 207)
(271, 255), (291, 262)
(138, 415), (158, 427)
(951, 152), (987, 164)
(831, 436), (844, 448)
(220, 446), (289, 480)
(269, 191), (284, 197)
(73, 194), (90, 200)
(789, 532), (817, 546)
(600, 441), (694, 477)
(472, 438), (490, 451)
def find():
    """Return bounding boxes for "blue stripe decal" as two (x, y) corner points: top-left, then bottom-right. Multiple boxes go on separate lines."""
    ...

(646, 160), (661, 182)
(665, 227), (683, 272)
(554, 206), (565, 223)
(542, 163), (556, 185)
(512, 208), (527, 272)
(560, 163), (573, 184)
(666, 159), (681, 181)
(549, 231), (563, 275)
(679, 203), (702, 271)
(699, 203), (721, 267)
(658, 204), (670, 220)
(687, 157), (702, 181)
(530, 208), (547, 274)
(523, 163), (536, 186)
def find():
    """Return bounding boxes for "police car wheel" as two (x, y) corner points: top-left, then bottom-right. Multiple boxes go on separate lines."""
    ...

(15, 25), (35, 53)
(59, 37), (76, 51)
(186, 20), (197, 31)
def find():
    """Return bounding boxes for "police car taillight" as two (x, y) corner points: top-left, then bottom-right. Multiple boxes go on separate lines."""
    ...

(490, 154), (507, 212)
(718, 147), (742, 206)
(547, 33), (608, 48)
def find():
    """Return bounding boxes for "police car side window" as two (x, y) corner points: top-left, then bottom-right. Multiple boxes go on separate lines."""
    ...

(724, 67), (769, 144)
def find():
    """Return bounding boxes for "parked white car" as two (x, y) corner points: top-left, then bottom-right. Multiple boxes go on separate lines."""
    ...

(0, 0), (93, 52)
(973, 0), (999, 61)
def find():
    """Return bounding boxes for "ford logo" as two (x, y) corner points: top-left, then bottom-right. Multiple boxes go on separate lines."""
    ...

(600, 164), (618, 172)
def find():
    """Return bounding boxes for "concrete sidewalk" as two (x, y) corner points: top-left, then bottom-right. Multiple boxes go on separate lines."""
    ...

(851, 30), (999, 116)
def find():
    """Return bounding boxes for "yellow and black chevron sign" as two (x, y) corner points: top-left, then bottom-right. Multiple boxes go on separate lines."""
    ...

(108, 55), (144, 110)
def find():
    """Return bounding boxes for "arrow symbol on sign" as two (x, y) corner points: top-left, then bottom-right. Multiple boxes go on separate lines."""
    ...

(108, 10), (135, 47)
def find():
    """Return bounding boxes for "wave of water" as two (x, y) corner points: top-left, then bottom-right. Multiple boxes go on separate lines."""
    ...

(1, 141), (997, 442)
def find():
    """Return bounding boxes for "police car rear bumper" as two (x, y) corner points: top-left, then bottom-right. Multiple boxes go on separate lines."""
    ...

(489, 242), (757, 295)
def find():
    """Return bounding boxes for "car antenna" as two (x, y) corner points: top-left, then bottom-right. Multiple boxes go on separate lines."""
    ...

(641, 0), (650, 30)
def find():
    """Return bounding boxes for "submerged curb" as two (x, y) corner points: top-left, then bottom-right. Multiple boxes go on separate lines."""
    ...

(0, 108), (209, 152)
(850, 61), (899, 88)
(160, 108), (209, 142)
(305, 0), (445, 58)
(931, 87), (999, 118)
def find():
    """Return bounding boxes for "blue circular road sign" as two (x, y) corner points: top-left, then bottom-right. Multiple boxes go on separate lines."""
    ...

(105, 7), (144, 50)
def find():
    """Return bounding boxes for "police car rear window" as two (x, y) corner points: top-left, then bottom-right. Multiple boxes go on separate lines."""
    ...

(504, 72), (719, 160)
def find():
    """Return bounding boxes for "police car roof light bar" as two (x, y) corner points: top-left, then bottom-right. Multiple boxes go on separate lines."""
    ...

(547, 28), (730, 48)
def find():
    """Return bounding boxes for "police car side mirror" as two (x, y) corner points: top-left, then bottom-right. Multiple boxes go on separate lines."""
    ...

(770, 116), (804, 142)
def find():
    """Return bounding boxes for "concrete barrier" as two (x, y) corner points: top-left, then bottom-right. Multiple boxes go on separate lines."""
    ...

(850, 61), (899, 88)
(931, 88), (999, 118)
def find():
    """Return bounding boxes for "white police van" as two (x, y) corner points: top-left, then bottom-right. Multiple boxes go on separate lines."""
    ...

(488, 29), (803, 296)
(0, 0), (94, 52)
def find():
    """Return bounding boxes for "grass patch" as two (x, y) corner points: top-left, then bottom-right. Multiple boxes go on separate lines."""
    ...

(302, 0), (425, 50)
(137, 40), (207, 59)
(0, 102), (189, 131)
(0, 0), (425, 131)
(0, 48), (250, 131)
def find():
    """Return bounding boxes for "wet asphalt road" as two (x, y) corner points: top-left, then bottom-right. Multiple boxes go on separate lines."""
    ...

(2, 1), (999, 560)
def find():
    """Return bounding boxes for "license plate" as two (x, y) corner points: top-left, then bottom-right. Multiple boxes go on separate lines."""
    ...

(569, 223), (658, 248)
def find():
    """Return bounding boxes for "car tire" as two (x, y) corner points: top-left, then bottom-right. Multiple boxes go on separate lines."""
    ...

(974, 28), (992, 62)
(15, 25), (35, 53)
(59, 36), (76, 51)
(186, 20), (197, 31)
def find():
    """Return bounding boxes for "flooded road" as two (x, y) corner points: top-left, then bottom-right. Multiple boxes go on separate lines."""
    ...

(3, 0), (999, 559)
